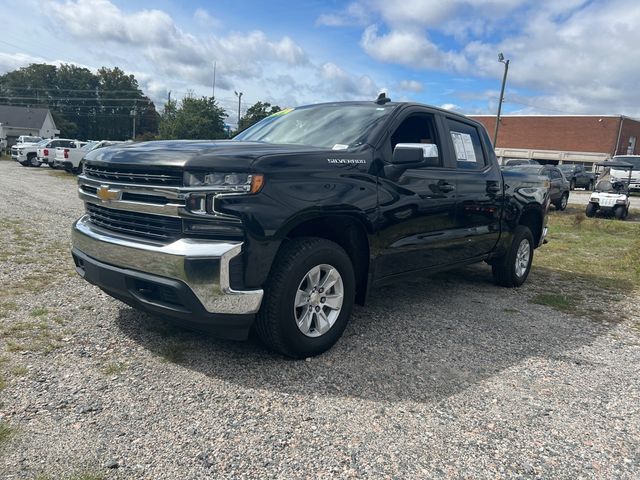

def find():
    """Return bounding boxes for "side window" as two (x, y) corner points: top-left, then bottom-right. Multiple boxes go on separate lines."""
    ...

(552, 169), (562, 179)
(446, 119), (487, 170)
(389, 113), (442, 168)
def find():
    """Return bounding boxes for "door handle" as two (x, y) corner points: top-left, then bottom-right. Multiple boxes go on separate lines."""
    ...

(438, 182), (455, 193)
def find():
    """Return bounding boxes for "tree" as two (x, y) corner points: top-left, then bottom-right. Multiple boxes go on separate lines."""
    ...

(0, 63), (159, 140)
(237, 101), (281, 132)
(159, 96), (227, 140)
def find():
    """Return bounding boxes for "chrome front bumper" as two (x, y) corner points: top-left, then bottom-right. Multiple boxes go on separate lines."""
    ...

(72, 215), (263, 315)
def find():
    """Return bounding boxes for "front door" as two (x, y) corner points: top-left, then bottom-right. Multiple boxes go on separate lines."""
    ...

(374, 109), (460, 278)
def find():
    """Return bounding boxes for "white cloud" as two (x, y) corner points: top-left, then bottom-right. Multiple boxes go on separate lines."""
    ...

(194, 8), (220, 29)
(45, 0), (308, 94)
(321, 0), (640, 116)
(397, 80), (424, 92)
(440, 103), (461, 111)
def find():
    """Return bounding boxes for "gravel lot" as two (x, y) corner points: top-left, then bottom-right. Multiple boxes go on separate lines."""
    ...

(1, 159), (639, 479)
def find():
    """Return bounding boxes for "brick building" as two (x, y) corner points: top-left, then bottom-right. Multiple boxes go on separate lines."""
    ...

(470, 115), (640, 167)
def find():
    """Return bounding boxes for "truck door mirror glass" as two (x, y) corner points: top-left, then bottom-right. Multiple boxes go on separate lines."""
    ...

(392, 143), (439, 166)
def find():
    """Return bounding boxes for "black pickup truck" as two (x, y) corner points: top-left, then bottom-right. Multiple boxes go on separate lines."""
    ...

(558, 164), (595, 190)
(71, 99), (549, 358)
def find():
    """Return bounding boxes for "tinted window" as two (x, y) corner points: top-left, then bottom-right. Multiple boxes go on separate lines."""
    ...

(389, 113), (442, 168)
(446, 119), (487, 170)
(550, 169), (562, 179)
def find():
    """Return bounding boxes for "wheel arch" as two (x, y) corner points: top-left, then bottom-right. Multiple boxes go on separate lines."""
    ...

(279, 213), (372, 305)
(518, 206), (544, 248)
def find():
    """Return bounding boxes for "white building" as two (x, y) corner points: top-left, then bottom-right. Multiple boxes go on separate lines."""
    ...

(0, 105), (60, 147)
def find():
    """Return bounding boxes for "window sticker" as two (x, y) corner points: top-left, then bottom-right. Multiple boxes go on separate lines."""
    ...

(332, 144), (349, 150)
(450, 131), (477, 162)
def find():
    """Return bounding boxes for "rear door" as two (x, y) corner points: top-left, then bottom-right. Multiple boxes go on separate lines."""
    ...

(374, 107), (461, 277)
(444, 117), (504, 259)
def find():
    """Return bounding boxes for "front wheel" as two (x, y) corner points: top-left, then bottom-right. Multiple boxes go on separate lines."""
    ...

(569, 179), (576, 190)
(614, 206), (626, 220)
(492, 225), (534, 288)
(255, 237), (355, 358)
(28, 154), (41, 167)
(588, 180), (594, 191)
(585, 203), (598, 217)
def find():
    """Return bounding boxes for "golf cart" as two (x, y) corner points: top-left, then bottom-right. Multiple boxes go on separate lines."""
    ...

(585, 160), (633, 219)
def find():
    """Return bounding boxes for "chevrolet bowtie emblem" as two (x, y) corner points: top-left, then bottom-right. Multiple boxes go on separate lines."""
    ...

(96, 185), (121, 202)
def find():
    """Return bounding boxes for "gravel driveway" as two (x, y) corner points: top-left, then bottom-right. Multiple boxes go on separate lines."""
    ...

(1, 159), (639, 479)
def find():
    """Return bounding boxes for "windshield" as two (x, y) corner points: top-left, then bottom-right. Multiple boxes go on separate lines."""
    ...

(612, 156), (640, 169)
(502, 165), (543, 174)
(81, 141), (99, 151)
(36, 139), (50, 147)
(23, 136), (41, 143)
(596, 179), (626, 193)
(234, 104), (395, 149)
(558, 165), (574, 172)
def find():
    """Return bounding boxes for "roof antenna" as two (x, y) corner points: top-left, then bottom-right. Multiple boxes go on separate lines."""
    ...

(375, 91), (390, 105)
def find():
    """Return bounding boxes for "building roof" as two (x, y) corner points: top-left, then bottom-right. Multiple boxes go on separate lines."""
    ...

(0, 105), (50, 129)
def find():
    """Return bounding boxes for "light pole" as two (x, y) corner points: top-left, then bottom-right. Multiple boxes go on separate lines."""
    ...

(234, 90), (243, 130)
(494, 52), (510, 147)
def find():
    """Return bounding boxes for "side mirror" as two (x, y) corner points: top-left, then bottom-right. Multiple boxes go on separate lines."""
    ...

(392, 143), (439, 166)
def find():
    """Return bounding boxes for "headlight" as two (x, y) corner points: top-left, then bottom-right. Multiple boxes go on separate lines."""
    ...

(591, 197), (599, 203)
(184, 171), (264, 193)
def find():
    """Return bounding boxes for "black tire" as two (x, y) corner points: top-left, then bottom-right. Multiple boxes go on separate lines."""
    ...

(255, 237), (355, 358)
(28, 153), (40, 167)
(614, 206), (626, 220)
(585, 203), (597, 217)
(588, 180), (594, 191)
(554, 193), (569, 211)
(48, 161), (58, 169)
(569, 179), (576, 190)
(491, 225), (534, 288)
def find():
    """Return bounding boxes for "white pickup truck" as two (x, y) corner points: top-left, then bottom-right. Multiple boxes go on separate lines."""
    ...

(37, 139), (85, 168)
(11, 136), (43, 164)
(55, 140), (122, 173)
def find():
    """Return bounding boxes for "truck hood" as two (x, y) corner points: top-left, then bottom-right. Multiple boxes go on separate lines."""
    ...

(84, 140), (327, 171)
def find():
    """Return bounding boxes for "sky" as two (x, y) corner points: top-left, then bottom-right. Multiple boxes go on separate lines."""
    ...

(1, 0), (640, 125)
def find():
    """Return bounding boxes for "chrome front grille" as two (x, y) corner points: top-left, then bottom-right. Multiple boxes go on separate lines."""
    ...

(86, 203), (182, 241)
(84, 165), (183, 186)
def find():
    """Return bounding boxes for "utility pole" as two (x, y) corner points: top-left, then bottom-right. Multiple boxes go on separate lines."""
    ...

(494, 53), (510, 147)
(234, 90), (243, 130)
(131, 100), (137, 140)
(167, 90), (171, 104)
(212, 61), (217, 99)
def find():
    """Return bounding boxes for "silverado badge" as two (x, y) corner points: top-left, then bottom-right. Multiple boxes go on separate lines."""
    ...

(96, 185), (121, 202)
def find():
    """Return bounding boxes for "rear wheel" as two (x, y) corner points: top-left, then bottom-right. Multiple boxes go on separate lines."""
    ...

(255, 237), (355, 358)
(492, 225), (534, 288)
(555, 193), (568, 211)
(585, 203), (597, 217)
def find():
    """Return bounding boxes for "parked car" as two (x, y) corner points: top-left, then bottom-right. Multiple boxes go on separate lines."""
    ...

(504, 158), (540, 166)
(11, 136), (43, 162)
(557, 164), (595, 190)
(59, 140), (122, 173)
(608, 155), (640, 192)
(52, 141), (89, 170)
(71, 99), (550, 358)
(36, 139), (84, 168)
(0, 137), (6, 154)
(502, 164), (570, 210)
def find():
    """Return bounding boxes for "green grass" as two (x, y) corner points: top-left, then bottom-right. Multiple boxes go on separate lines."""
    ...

(530, 293), (575, 312)
(0, 420), (15, 449)
(531, 210), (640, 321)
(30, 307), (49, 317)
(102, 362), (127, 375)
(535, 210), (640, 288)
